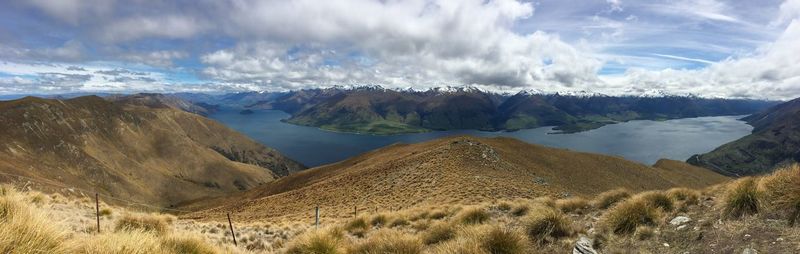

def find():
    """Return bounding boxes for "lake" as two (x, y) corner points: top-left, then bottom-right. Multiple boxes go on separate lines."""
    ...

(210, 109), (752, 167)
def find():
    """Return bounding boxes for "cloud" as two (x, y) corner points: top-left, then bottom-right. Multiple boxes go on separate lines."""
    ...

(651, 53), (715, 65)
(0, 0), (797, 99)
(201, 0), (602, 90)
(606, 0), (623, 12)
(119, 51), (188, 67)
(21, 0), (114, 25)
(606, 19), (800, 100)
(101, 15), (203, 42)
(773, 0), (800, 26)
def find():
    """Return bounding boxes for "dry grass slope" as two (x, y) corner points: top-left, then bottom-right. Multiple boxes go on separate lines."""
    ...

(4, 164), (800, 253)
(0, 96), (304, 207)
(185, 136), (729, 222)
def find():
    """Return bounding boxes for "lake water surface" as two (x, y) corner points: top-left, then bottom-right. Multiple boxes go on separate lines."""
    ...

(210, 109), (752, 167)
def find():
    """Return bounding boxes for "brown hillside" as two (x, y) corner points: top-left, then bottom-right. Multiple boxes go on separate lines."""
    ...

(0, 96), (304, 208)
(652, 159), (730, 188)
(185, 136), (728, 222)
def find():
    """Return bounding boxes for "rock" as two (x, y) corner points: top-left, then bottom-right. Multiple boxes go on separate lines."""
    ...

(777, 237), (784, 241)
(742, 247), (758, 254)
(663, 243), (670, 247)
(573, 236), (597, 254)
(677, 225), (688, 231)
(670, 216), (692, 226)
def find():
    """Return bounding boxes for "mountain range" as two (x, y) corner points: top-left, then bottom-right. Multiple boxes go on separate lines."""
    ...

(200, 86), (776, 135)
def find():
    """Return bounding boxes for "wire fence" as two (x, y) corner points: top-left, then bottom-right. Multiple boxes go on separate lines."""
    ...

(0, 171), (193, 213)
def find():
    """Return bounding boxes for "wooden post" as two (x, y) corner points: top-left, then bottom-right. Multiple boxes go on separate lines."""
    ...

(95, 193), (100, 233)
(315, 206), (320, 229)
(354, 205), (357, 218)
(227, 213), (237, 246)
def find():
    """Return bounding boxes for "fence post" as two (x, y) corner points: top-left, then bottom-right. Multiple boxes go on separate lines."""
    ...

(227, 213), (237, 246)
(95, 193), (100, 233)
(354, 205), (357, 218)
(315, 206), (320, 229)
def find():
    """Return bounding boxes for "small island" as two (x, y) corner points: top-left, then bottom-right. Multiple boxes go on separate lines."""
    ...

(239, 109), (254, 115)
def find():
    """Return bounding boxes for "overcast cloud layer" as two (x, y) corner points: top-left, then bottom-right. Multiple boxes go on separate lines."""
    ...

(0, 0), (798, 99)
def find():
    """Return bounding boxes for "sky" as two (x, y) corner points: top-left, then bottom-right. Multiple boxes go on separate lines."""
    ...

(0, 0), (798, 100)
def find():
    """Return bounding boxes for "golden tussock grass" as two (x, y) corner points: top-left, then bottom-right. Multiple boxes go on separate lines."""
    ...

(523, 207), (574, 243)
(115, 213), (171, 235)
(0, 186), (233, 254)
(667, 188), (700, 206)
(422, 222), (457, 245)
(556, 197), (590, 214)
(160, 234), (224, 254)
(349, 229), (423, 254)
(722, 177), (761, 219)
(0, 188), (70, 254)
(285, 227), (345, 254)
(428, 225), (528, 254)
(345, 217), (370, 237)
(637, 191), (674, 212)
(601, 194), (664, 235)
(370, 213), (389, 228)
(456, 207), (490, 225)
(592, 188), (630, 209)
(759, 164), (800, 225)
(496, 201), (513, 212)
(532, 196), (556, 208)
(510, 204), (530, 217)
(481, 226), (529, 254)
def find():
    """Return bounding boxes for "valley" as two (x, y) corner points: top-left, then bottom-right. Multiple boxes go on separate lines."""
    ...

(209, 108), (753, 167)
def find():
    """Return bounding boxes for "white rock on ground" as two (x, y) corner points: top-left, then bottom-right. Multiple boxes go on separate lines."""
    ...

(573, 236), (598, 254)
(670, 216), (692, 226)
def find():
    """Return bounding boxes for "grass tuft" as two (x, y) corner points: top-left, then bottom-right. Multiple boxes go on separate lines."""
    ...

(759, 164), (800, 225)
(667, 188), (700, 205)
(722, 177), (760, 219)
(456, 207), (490, 225)
(114, 213), (170, 235)
(349, 229), (423, 254)
(510, 204), (530, 217)
(601, 196), (662, 235)
(497, 201), (513, 212)
(390, 217), (410, 228)
(638, 191), (674, 212)
(524, 207), (573, 244)
(556, 197), (590, 214)
(160, 234), (221, 254)
(593, 188), (631, 209)
(285, 228), (344, 254)
(0, 191), (70, 254)
(422, 222), (457, 245)
(371, 214), (388, 227)
(345, 217), (370, 237)
(482, 226), (528, 254)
